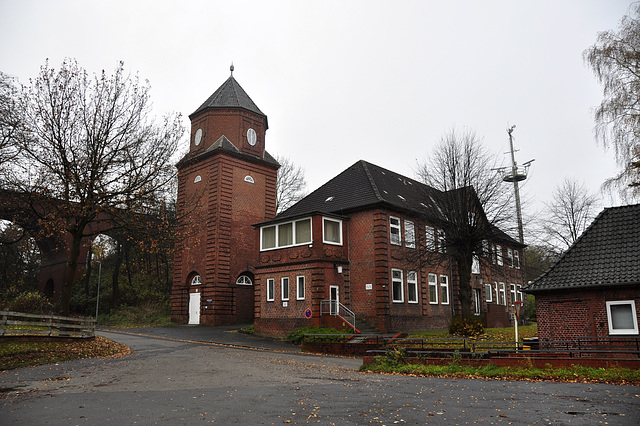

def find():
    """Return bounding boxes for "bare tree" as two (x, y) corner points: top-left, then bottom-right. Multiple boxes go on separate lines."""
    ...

(417, 129), (513, 319)
(584, 3), (640, 198)
(542, 178), (600, 254)
(0, 71), (21, 178)
(275, 154), (307, 214)
(9, 59), (184, 315)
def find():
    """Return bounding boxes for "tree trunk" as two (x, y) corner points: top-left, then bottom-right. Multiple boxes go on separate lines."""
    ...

(457, 254), (473, 319)
(60, 230), (84, 315)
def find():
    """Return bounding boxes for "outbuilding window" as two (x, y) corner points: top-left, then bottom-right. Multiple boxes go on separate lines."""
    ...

(606, 301), (639, 335)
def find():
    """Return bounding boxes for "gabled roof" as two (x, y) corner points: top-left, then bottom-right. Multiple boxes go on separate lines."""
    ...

(274, 160), (521, 246)
(525, 203), (640, 293)
(276, 160), (444, 221)
(190, 75), (267, 126)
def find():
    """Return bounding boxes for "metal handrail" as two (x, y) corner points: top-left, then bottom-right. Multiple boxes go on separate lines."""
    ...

(320, 300), (356, 332)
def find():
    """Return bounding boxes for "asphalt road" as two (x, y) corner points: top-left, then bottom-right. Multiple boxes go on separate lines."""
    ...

(1, 326), (639, 425)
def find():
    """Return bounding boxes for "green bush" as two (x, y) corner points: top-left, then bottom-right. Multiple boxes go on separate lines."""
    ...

(448, 315), (484, 337)
(3, 291), (54, 314)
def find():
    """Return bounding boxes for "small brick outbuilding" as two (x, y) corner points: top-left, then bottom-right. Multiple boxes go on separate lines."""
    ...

(524, 204), (640, 342)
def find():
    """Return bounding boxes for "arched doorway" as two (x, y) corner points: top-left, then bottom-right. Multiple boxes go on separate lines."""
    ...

(235, 272), (255, 324)
(188, 275), (201, 325)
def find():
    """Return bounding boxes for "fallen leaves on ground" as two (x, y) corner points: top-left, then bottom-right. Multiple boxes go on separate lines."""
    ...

(0, 336), (132, 370)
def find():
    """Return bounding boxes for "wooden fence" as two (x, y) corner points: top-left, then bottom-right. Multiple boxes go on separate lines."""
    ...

(0, 310), (95, 338)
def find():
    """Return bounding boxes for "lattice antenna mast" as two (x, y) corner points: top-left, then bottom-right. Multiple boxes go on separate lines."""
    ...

(501, 125), (534, 245)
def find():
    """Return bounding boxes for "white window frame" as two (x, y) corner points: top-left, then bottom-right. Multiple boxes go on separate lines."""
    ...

(281, 277), (289, 301)
(407, 271), (418, 303)
(390, 216), (401, 246)
(440, 275), (449, 305)
(498, 282), (506, 306)
(425, 226), (436, 251)
(296, 275), (305, 300)
(514, 250), (521, 269)
(191, 275), (202, 286)
(474, 288), (481, 315)
(517, 285), (523, 302)
(260, 217), (313, 251)
(428, 273), (438, 304)
(391, 269), (404, 303)
(322, 217), (343, 245)
(510, 283), (516, 305)
(404, 220), (415, 249)
(507, 248), (513, 268)
(471, 255), (480, 274)
(606, 301), (639, 335)
(437, 229), (446, 253)
(496, 245), (503, 266)
(266, 278), (274, 302)
(485, 283), (493, 302)
(236, 275), (253, 286)
(491, 244), (497, 264)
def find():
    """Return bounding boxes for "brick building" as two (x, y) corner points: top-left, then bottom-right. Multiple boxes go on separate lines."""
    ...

(524, 204), (640, 342)
(172, 72), (526, 334)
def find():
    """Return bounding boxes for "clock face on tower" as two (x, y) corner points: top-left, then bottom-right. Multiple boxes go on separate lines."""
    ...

(194, 128), (203, 146)
(247, 128), (257, 146)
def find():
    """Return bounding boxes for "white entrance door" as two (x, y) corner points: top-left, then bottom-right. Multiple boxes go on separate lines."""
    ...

(329, 285), (339, 315)
(189, 292), (201, 325)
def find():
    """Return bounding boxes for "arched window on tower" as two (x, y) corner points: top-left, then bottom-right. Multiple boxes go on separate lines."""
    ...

(191, 275), (202, 286)
(236, 275), (253, 286)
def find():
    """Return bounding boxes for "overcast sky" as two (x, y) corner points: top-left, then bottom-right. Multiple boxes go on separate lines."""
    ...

(0, 0), (633, 227)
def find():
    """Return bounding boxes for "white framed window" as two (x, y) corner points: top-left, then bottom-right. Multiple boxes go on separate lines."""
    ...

(296, 276), (305, 300)
(266, 278), (274, 302)
(407, 271), (418, 303)
(323, 217), (342, 245)
(514, 250), (521, 269)
(281, 277), (290, 301)
(428, 273), (438, 304)
(404, 220), (415, 248)
(437, 229), (446, 253)
(472, 255), (480, 274)
(498, 282), (506, 305)
(517, 285), (523, 302)
(510, 283), (516, 304)
(440, 275), (449, 305)
(425, 226), (436, 251)
(491, 244), (497, 264)
(474, 288), (481, 315)
(496, 245), (503, 266)
(390, 216), (401, 246)
(606, 301), (639, 335)
(191, 275), (202, 286)
(507, 248), (514, 268)
(482, 240), (489, 257)
(236, 275), (252, 286)
(260, 217), (313, 250)
(391, 269), (404, 302)
(485, 283), (493, 302)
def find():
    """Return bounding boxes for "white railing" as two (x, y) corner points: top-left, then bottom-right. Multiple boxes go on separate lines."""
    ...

(319, 300), (357, 332)
(0, 311), (95, 338)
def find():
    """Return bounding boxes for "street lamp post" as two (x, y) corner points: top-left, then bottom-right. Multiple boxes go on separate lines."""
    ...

(95, 260), (102, 320)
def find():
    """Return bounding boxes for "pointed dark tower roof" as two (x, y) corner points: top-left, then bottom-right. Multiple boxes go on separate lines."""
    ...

(190, 70), (267, 127)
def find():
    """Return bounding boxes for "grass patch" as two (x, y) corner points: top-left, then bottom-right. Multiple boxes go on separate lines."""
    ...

(410, 324), (539, 341)
(0, 336), (132, 370)
(98, 302), (174, 327)
(360, 355), (640, 385)
(286, 325), (352, 345)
